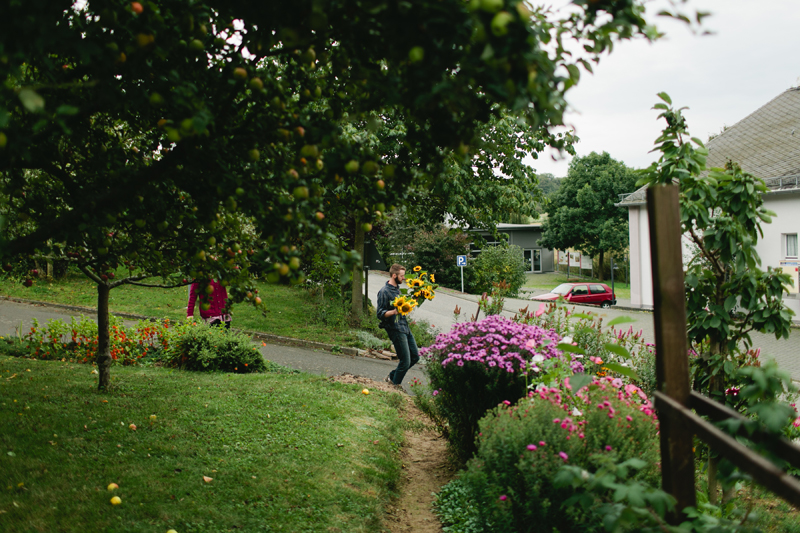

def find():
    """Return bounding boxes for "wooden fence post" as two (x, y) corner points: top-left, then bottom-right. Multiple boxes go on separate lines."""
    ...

(647, 185), (696, 520)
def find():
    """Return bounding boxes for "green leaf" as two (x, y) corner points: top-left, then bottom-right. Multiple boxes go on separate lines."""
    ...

(602, 362), (640, 381)
(567, 372), (592, 393)
(724, 295), (737, 313)
(620, 458), (647, 470)
(603, 343), (630, 359)
(19, 88), (46, 113)
(566, 64), (580, 83)
(656, 92), (672, 105)
(606, 316), (635, 327)
(56, 105), (79, 116)
(557, 343), (586, 355)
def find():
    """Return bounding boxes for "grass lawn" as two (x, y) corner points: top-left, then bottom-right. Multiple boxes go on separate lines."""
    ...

(524, 271), (632, 301)
(0, 353), (404, 533)
(1, 270), (364, 347)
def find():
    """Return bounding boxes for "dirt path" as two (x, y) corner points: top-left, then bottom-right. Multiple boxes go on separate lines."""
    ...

(331, 374), (455, 533)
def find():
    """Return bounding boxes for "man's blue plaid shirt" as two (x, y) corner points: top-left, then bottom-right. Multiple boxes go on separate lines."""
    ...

(376, 281), (410, 334)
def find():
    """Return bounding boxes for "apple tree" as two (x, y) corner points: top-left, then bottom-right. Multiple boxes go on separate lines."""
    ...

(1, 0), (674, 387)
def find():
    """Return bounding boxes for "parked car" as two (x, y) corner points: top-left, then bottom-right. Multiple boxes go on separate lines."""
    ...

(531, 282), (616, 308)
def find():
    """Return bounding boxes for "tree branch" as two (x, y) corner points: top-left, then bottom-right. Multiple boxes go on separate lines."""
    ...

(121, 279), (192, 289)
(688, 226), (726, 278)
(77, 264), (103, 285)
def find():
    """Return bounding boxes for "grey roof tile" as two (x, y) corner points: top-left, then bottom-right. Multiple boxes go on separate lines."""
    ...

(618, 87), (800, 206)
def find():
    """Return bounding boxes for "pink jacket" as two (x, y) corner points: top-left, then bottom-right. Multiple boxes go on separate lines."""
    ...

(187, 280), (229, 319)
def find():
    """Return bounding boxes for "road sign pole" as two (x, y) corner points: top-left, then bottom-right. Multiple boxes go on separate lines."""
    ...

(457, 255), (467, 292)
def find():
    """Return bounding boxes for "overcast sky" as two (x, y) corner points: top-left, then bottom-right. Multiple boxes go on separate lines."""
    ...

(528, 0), (800, 177)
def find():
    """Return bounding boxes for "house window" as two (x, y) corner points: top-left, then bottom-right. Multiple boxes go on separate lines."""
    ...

(785, 234), (798, 258)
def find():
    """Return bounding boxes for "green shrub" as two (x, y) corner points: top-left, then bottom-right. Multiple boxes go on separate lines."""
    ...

(470, 245), (527, 297)
(406, 226), (475, 291)
(434, 378), (659, 532)
(408, 318), (438, 349)
(162, 321), (267, 373)
(352, 329), (390, 351)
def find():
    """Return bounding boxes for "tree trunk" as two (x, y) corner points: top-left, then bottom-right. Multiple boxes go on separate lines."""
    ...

(96, 283), (112, 390)
(706, 335), (725, 504)
(708, 448), (719, 505)
(351, 219), (364, 317)
(597, 250), (605, 281)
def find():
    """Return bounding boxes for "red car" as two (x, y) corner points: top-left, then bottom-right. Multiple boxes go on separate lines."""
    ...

(531, 282), (616, 308)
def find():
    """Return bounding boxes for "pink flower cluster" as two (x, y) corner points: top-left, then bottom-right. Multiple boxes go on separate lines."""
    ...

(420, 315), (576, 373)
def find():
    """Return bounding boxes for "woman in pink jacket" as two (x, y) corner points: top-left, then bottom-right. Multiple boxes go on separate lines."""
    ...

(187, 279), (231, 329)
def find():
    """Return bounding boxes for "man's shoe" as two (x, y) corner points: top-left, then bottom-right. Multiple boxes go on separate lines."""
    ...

(384, 374), (393, 384)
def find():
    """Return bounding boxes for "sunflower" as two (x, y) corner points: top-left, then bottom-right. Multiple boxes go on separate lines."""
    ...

(413, 266), (422, 272)
(392, 295), (407, 308)
(430, 274), (435, 283)
(399, 300), (416, 316)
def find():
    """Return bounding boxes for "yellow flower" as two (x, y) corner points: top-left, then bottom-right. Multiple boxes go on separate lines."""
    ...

(413, 266), (422, 272)
(392, 295), (407, 308)
(430, 274), (435, 283)
(414, 291), (421, 298)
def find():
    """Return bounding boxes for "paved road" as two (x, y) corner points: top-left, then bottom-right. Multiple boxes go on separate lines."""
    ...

(4, 275), (798, 384)
(366, 272), (800, 380)
(0, 299), (425, 392)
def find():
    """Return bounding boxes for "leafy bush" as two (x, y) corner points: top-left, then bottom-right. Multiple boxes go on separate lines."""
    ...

(352, 329), (390, 351)
(556, 456), (760, 533)
(162, 321), (267, 373)
(435, 377), (659, 532)
(470, 244), (528, 297)
(408, 318), (438, 349)
(405, 226), (475, 291)
(301, 244), (343, 299)
(418, 315), (565, 460)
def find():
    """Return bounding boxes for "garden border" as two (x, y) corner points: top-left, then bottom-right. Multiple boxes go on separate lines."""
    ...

(0, 295), (395, 361)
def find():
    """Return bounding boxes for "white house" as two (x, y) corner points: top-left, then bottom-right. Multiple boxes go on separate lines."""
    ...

(619, 86), (800, 314)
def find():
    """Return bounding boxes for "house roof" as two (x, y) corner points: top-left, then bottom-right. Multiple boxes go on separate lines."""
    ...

(471, 223), (543, 233)
(618, 87), (800, 207)
(706, 87), (800, 187)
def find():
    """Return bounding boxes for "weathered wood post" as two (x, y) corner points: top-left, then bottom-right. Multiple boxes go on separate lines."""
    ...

(647, 185), (696, 520)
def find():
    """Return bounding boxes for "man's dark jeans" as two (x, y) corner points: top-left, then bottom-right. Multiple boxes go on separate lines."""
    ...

(387, 329), (420, 385)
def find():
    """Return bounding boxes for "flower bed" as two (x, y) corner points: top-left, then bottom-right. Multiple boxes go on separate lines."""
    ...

(434, 377), (659, 532)
(19, 316), (271, 373)
(416, 314), (565, 460)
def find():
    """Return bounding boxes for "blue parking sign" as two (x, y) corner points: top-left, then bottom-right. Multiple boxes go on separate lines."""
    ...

(457, 255), (467, 267)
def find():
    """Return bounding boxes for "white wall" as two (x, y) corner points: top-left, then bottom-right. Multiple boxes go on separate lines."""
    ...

(627, 190), (800, 316)
(628, 206), (654, 309)
(757, 192), (800, 315)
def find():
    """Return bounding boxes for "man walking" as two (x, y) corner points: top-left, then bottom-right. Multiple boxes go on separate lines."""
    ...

(377, 263), (420, 386)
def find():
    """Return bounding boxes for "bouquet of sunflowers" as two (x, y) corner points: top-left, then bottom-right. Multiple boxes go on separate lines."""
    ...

(391, 265), (439, 317)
